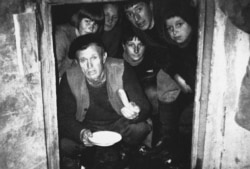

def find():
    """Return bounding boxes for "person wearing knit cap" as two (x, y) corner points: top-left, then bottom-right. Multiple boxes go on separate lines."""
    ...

(161, 1), (198, 166)
(57, 34), (152, 169)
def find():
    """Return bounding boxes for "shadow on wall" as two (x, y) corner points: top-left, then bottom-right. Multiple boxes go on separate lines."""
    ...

(219, 0), (250, 131)
(219, 0), (250, 33)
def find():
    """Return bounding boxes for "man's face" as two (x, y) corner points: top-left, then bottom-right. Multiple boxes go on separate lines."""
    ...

(104, 4), (119, 31)
(77, 44), (107, 82)
(123, 37), (145, 62)
(78, 18), (98, 35)
(125, 2), (153, 30)
(165, 16), (192, 44)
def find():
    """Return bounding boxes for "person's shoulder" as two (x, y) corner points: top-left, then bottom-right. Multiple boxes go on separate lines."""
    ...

(55, 23), (75, 34)
(106, 57), (124, 65)
(66, 64), (81, 75)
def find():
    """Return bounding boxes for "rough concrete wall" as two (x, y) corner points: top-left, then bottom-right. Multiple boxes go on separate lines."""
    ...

(202, 1), (250, 168)
(0, 0), (47, 169)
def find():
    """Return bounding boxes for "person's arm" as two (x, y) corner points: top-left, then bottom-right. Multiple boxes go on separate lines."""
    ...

(174, 74), (192, 93)
(57, 73), (86, 143)
(149, 46), (178, 79)
(122, 62), (151, 122)
(55, 26), (73, 77)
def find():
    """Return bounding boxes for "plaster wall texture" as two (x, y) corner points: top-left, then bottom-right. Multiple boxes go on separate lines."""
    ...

(0, 1), (47, 169)
(202, 1), (250, 168)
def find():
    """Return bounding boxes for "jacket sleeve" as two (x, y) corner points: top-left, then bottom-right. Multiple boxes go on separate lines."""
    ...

(55, 26), (73, 77)
(57, 73), (85, 143)
(122, 62), (151, 122)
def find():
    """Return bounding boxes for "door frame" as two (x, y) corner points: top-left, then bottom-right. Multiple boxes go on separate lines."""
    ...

(38, 0), (211, 168)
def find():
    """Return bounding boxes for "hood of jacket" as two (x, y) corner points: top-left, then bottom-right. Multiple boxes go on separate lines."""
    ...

(160, 0), (198, 46)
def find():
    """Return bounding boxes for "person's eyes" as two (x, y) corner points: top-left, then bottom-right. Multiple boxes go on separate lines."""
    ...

(138, 43), (144, 48)
(176, 22), (183, 28)
(85, 19), (93, 24)
(167, 26), (173, 33)
(92, 56), (98, 60)
(112, 16), (118, 20)
(126, 12), (133, 18)
(127, 42), (134, 47)
(136, 7), (142, 13)
(79, 59), (86, 63)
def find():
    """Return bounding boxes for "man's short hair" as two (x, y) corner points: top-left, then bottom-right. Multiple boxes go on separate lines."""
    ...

(123, 0), (150, 10)
(69, 34), (105, 60)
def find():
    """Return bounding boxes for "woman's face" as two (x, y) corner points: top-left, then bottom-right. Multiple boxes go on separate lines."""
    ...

(78, 18), (99, 35)
(123, 37), (145, 62)
(103, 4), (119, 31)
(165, 16), (192, 44)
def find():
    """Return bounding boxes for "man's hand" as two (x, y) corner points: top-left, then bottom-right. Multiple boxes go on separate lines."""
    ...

(118, 89), (140, 120)
(80, 129), (94, 147)
(121, 102), (140, 119)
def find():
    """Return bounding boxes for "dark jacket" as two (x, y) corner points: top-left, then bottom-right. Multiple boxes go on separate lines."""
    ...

(55, 24), (78, 77)
(160, 0), (198, 92)
(102, 25), (123, 58)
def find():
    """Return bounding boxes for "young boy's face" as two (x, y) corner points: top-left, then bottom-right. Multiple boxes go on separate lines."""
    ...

(165, 16), (192, 44)
(125, 2), (153, 30)
(103, 4), (119, 31)
(123, 37), (145, 62)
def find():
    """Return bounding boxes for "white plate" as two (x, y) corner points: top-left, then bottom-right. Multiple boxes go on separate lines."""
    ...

(89, 131), (122, 147)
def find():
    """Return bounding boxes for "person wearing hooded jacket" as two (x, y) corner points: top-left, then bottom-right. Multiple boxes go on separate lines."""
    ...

(161, 0), (198, 166)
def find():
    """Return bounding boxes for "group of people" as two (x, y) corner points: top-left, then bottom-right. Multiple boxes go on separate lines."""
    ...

(55, 0), (198, 169)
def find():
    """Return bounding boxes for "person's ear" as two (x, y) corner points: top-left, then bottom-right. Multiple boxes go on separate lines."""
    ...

(103, 52), (107, 64)
(122, 44), (125, 50)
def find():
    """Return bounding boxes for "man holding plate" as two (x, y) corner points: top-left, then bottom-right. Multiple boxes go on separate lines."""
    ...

(57, 34), (152, 169)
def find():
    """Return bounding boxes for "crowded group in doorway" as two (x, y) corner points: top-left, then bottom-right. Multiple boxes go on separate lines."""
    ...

(54, 0), (198, 168)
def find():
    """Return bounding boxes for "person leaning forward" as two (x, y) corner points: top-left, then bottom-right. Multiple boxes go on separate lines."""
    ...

(57, 34), (152, 168)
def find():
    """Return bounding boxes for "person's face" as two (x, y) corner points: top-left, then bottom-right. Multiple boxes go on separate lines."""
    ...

(77, 44), (107, 82)
(165, 16), (192, 44)
(125, 2), (153, 30)
(123, 37), (145, 61)
(78, 18), (99, 35)
(103, 4), (119, 31)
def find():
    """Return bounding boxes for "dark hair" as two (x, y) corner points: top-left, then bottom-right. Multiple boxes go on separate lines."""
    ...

(121, 26), (144, 45)
(123, 0), (150, 10)
(70, 4), (104, 33)
(68, 34), (105, 60)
